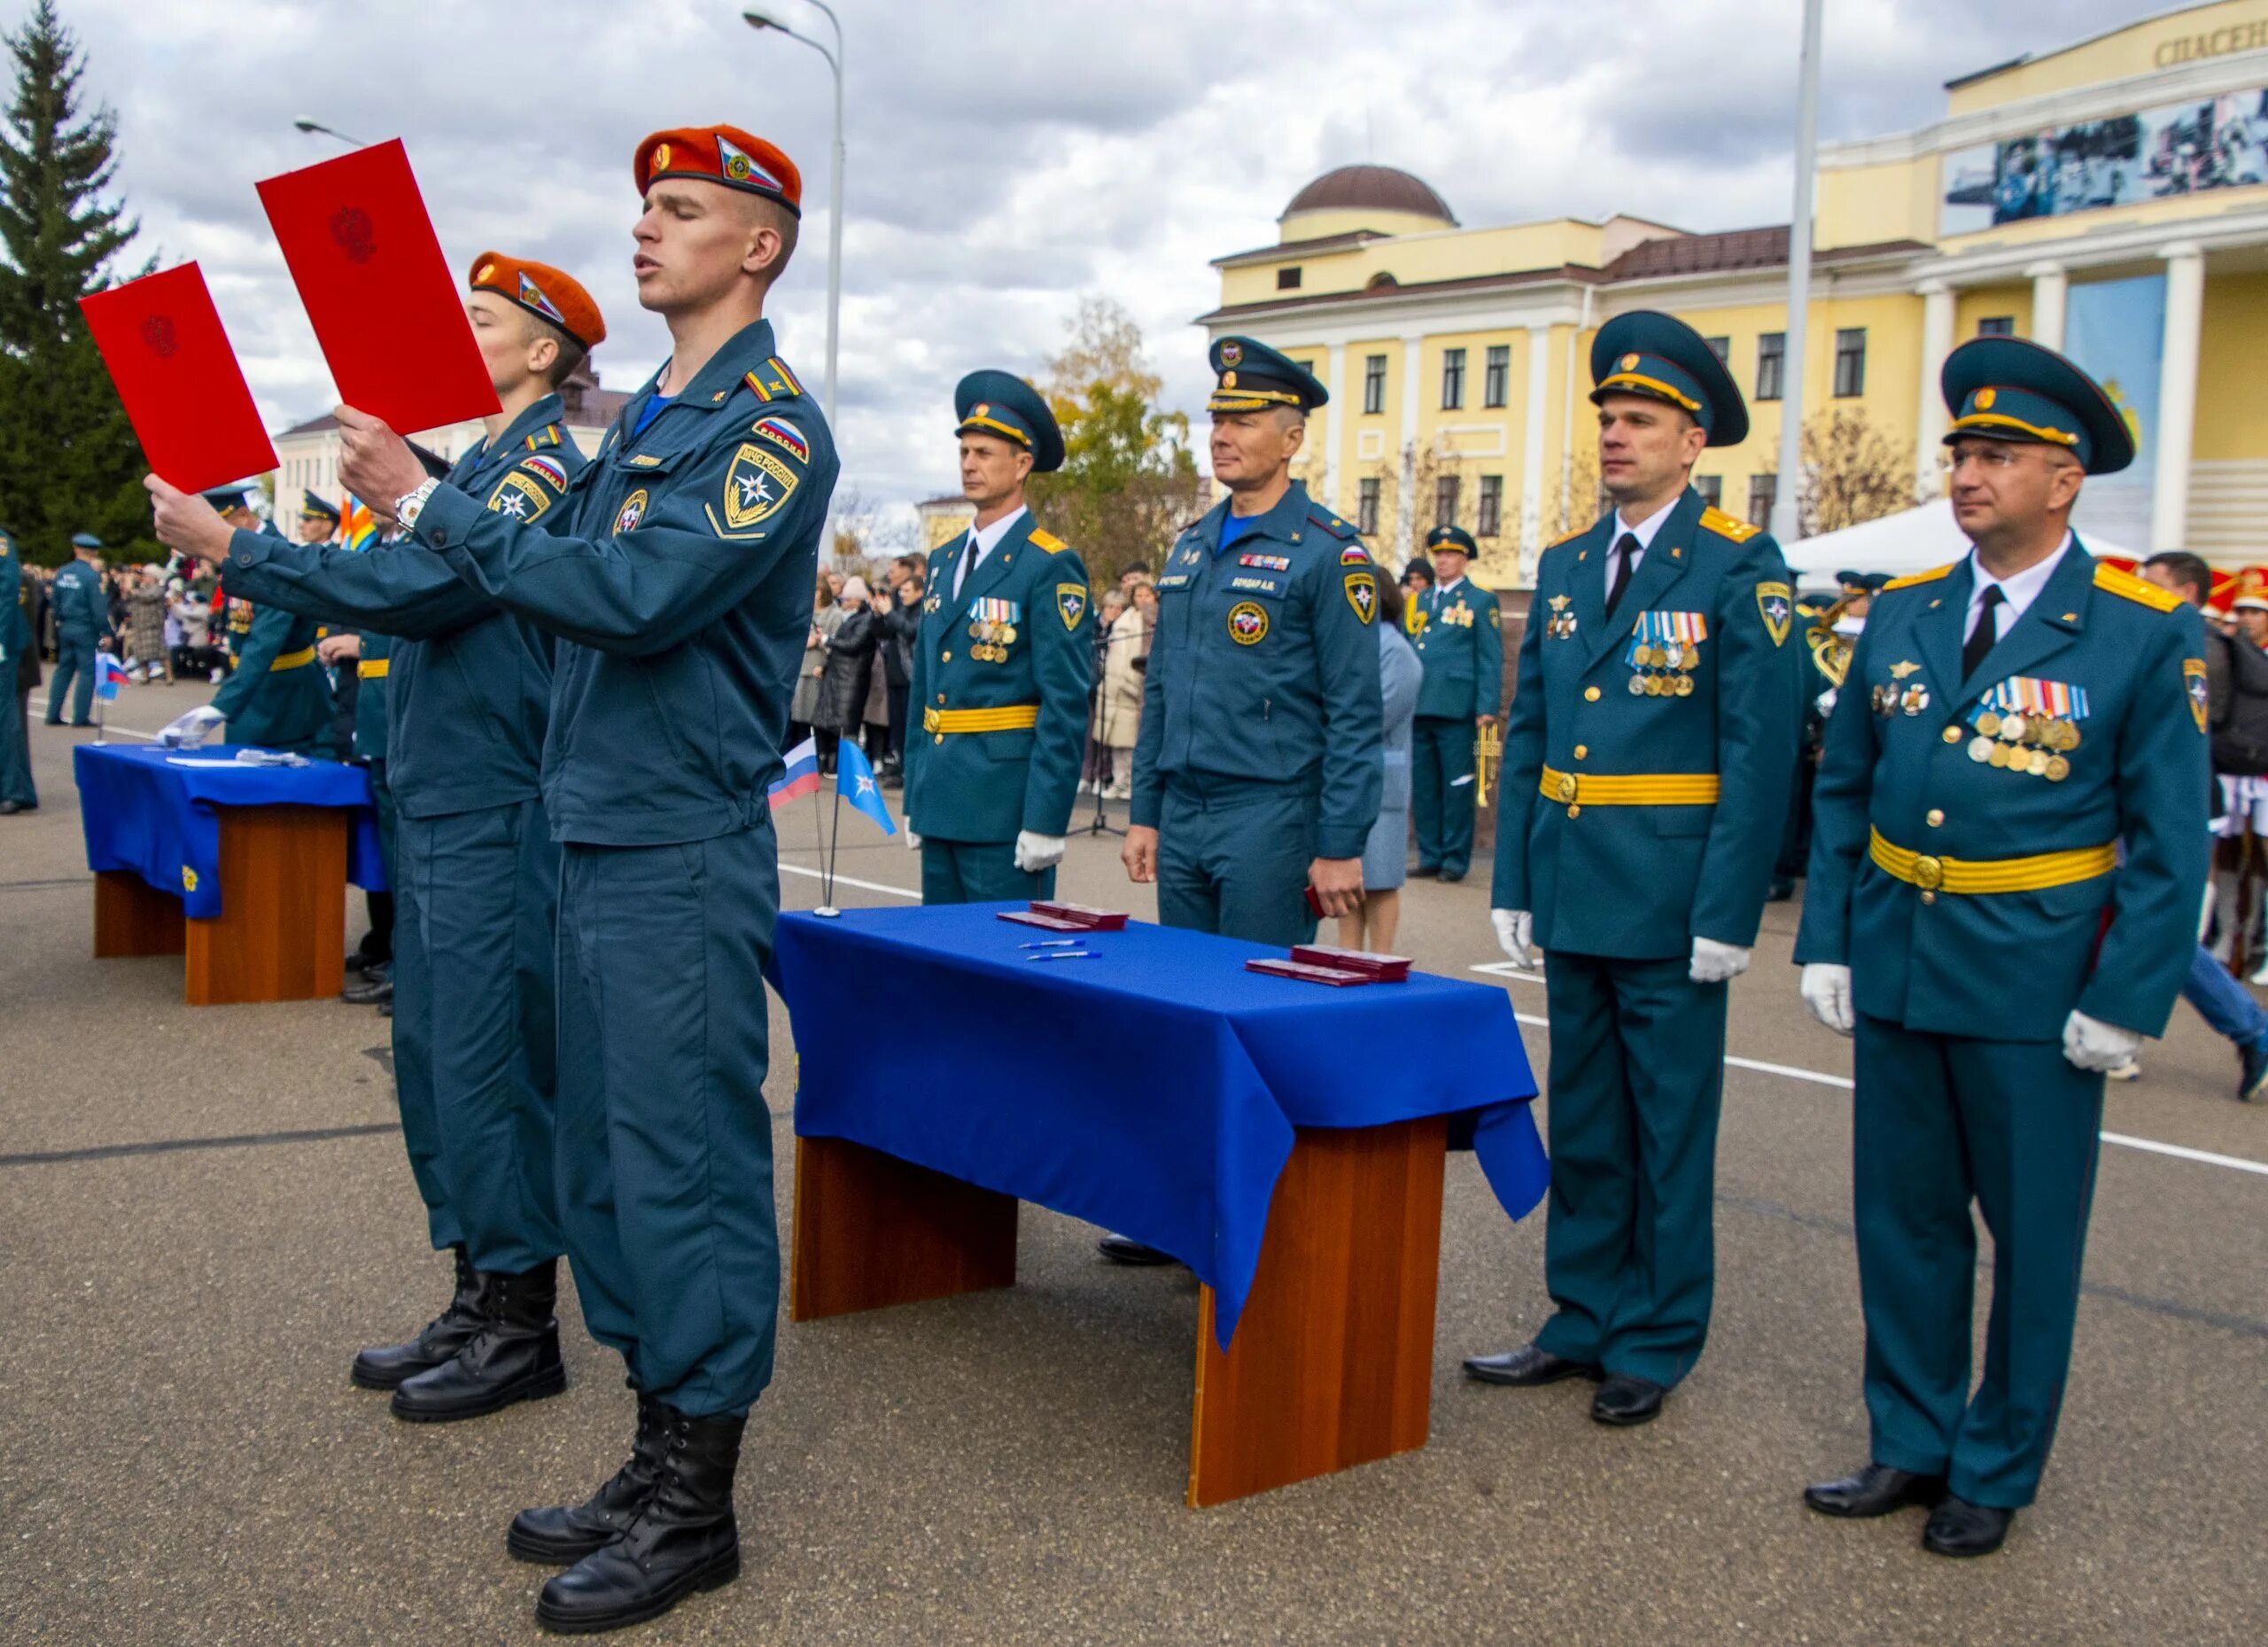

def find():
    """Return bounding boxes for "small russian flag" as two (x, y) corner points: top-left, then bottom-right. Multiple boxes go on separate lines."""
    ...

(94, 652), (132, 701)
(767, 735), (822, 809)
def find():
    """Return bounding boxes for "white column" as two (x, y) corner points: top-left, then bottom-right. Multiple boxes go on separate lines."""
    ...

(2153, 241), (2205, 552)
(1915, 280), (1955, 497)
(2026, 260), (2067, 351)
(1397, 335), (1424, 563)
(1322, 343), (1347, 516)
(1518, 324), (1550, 577)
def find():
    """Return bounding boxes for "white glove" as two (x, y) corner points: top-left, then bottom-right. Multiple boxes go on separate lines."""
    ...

(1689, 936), (1751, 983)
(1799, 962), (1855, 1036)
(2062, 1010), (2140, 1074)
(1816, 688), (1837, 718)
(1014, 830), (1065, 874)
(1491, 909), (1535, 968)
(905, 827), (921, 852)
(155, 704), (225, 749)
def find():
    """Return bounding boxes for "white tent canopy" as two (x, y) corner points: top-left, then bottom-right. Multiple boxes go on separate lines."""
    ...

(1783, 497), (2138, 587)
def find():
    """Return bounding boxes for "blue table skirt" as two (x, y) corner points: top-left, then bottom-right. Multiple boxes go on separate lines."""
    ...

(771, 903), (1545, 1348)
(74, 743), (386, 921)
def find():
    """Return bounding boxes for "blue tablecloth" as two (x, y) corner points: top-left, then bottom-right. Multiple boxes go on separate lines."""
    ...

(771, 903), (1545, 1348)
(74, 743), (385, 921)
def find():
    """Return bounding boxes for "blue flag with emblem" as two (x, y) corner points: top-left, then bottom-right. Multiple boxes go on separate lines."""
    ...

(835, 739), (897, 837)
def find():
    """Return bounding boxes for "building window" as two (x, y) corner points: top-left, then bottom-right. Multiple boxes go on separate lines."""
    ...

(1276, 266), (1301, 291)
(1477, 475), (1503, 537)
(1434, 475), (1461, 529)
(1356, 478), (1380, 536)
(1363, 353), (1386, 415)
(1693, 475), (1722, 509)
(1748, 474), (1776, 528)
(1977, 315), (2015, 337)
(1755, 332), (1785, 401)
(1703, 336), (1730, 365)
(1441, 347), (1466, 411)
(1483, 345), (1510, 408)
(1833, 328), (1867, 398)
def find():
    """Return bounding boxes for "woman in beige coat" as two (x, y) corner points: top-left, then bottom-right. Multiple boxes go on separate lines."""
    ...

(1098, 579), (1152, 800)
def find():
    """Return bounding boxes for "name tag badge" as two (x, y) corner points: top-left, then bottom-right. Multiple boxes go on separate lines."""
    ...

(1226, 574), (1285, 597)
(1156, 573), (1194, 591)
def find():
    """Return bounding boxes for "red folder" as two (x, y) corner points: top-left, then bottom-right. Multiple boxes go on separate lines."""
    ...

(255, 138), (499, 433)
(80, 263), (277, 494)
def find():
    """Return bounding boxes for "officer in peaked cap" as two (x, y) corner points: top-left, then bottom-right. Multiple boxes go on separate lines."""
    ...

(301, 492), (343, 536)
(43, 532), (110, 727)
(0, 523), (35, 811)
(1470, 309), (1797, 1426)
(905, 369), (1092, 902)
(1795, 336), (2205, 1557)
(1408, 523), (1503, 882)
(194, 485), (333, 753)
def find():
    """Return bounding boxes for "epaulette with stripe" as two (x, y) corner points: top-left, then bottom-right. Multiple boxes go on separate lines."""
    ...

(1882, 563), (1954, 592)
(1305, 504), (1357, 540)
(2093, 561), (2183, 613)
(522, 423), (563, 451)
(743, 357), (805, 403)
(1698, 505), (1761, 543)
(1546, 524), (1588, 549)
(1028, 527), (1068, 554)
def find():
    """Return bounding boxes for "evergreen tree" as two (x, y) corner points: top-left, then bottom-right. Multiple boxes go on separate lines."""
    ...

(0, 0), (148, 566)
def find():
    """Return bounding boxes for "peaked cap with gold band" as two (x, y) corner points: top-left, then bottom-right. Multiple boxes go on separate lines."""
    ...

(1588, 308), (1750, 447)
(1425, 524), (1478, 555)
(1207, 335), (1328, 415)
(1940, 335), (2134, 475)
(469, 252), (607, 350)
(300, 491), (341, 524)
(954, 369), (1065, 473)
(634, 124), (802, 217)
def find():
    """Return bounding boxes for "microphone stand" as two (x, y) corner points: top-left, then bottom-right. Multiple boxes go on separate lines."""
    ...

(1079, 621), (1135, 838)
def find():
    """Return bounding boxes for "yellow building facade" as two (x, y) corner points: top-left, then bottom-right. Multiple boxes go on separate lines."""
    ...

(1200, 0), (2268, 580)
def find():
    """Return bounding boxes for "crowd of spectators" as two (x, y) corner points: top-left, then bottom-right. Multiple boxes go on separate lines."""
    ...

(17, 555), (232, 685)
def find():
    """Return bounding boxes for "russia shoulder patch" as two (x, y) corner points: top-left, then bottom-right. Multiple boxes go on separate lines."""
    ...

(750, 415), (809, 463)
(1340, 545), (1370, 565)
(521, 454), (570, 491)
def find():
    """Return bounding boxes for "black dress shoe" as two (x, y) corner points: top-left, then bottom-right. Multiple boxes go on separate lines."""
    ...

(1591, 1373), (1666, 1426)
(1462, 1345), (1599, 1387)
(350, 1246), (483, 1390)
(1411, 865), (1440, 879)
(1096, 1233), (1177, 1266)
(392, 1259), (567, 1422)
(1804, 1462), (1945, 1519)
(536, 1404), (746, 1634)
(1922, 1496), (2014, 1558)
(341, 975), (393, 1006)
(511, 1391), (666, 1565)
(0, 799), (32, 815)
(1438, 868), (1466, 884)
(1765, 877), (1797, 903)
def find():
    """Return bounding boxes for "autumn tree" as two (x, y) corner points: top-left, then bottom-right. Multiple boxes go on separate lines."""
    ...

(1799, 408), (1917, 538)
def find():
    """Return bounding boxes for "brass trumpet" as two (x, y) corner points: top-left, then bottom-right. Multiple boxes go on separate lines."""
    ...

(1474, 720), (1503, 809)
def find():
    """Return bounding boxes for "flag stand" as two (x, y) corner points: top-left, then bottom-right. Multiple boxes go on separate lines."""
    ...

(813, 760), (842, 918)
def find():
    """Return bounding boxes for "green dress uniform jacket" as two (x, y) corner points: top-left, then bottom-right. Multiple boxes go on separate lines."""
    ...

(208, 527), (334, 754)
(1793, 544), (2208, 1509)
(905, 511), (1092, 903)
(1410, 576), (1503, 878)
(408, 319), (837, 1418)
(353, 631), (391, 761)
(1130, 480), (1382, 945)
(0, 530), (34, 803)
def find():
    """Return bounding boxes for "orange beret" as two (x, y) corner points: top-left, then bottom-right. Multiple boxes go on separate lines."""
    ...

(469, 252), (606, 350)
(633, 125), (801, 217)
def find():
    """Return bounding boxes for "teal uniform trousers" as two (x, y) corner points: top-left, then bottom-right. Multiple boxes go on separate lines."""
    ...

(1156, 776), (1320, 948)
(920, 838), (1052, 905)
(1410, 578), (1503, 876)
(1410, 717), (1476, 876)
(0, 534), (34, 804)
(44, 558), (105, 726)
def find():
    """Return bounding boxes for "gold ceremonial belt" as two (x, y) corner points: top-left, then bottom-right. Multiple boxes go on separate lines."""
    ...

(358, 658), (390, 679)
(923, 703), (1039, 734)
(1868, 827), (2116, 895)
(1539, 765), (1720, 805)
(268, 647), (317, 672)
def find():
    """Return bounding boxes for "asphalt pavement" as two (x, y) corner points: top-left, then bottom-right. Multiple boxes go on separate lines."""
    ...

(4, 679), (2264, 1645)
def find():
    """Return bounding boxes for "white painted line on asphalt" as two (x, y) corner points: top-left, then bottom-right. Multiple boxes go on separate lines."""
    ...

(777, 862), (922, 901)
(1489, 964), (2268, 1181)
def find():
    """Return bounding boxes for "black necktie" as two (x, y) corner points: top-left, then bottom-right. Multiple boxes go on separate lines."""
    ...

(956, 533), (981, 599)
(1962, 585), (2004, 681)
(1604, 532), (1638, 619)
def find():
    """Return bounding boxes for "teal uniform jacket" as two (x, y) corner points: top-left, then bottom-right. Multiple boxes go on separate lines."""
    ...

(208, 527), (333, 755)
(353, 631), (390, 761)
(1130, 481), (1383, 861)
(1493, 488), (1798, 959)
(48, 558), (106, 641)
(1795, 543), (2208, 1038)
(905, 510), (1092, 842)
(1410, 577), (1503, 720)
(0, 530), (33, 803)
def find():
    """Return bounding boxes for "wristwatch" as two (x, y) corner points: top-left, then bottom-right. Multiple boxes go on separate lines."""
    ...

(395, 478), (439, 532)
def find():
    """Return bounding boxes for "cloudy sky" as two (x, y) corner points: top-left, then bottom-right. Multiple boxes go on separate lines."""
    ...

(42, 0), (2151, 511)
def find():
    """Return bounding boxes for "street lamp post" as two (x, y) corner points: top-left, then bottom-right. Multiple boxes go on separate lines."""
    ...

(291, 117), (369, 149)
(1769, 0), (1823, 548)
(742, 1), (844, 431)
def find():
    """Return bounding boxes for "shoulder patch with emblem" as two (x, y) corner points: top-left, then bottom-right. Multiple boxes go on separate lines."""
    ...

(1883, 563), (1955, 593)
(750, 415), (809, 463)
(1029, 528), (1068, 555)
(2094, 562), (2184, 614)
(1755, 580), (1793, 647)
(1699, 505), (1761, 544)
(1339, 545), (1370, 566)
(2186, 657), (2210, 733)
(715, 442), (799, 534)
(1056, 583), (1087, 629)
(521, 454), (570, 491)
(614, 489), (649, 533)
(1344, 570), (1378, 625)
(488, 470), (555, 522)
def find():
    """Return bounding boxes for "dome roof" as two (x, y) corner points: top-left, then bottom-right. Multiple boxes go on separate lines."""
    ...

(1281, 165), (1456, 227)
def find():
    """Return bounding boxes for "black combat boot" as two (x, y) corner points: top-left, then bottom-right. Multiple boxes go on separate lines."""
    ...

(350, 1245), (484, 1390)
(391, 1258), (567, 1422)
(509, 1388), (666, 1565)
(534, 1403), (746, 1634)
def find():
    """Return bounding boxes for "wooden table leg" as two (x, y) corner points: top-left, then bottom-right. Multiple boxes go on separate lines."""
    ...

(790, 1136), (1018, 1322)
(1186, 1115), (1448, 1507)
(93, 871), (186, 959)
(184, 805), (348, 1006)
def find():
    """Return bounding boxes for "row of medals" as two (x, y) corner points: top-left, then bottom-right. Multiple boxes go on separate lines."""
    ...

(1628, 641), (1698, 696)
(1969, 708), (2078, 781)
(967, 618), (1016, 664)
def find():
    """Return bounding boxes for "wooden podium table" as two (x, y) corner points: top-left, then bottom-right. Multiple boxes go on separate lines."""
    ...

(74, 744), (380, 1006)
(769, 905), (1545, 1508)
